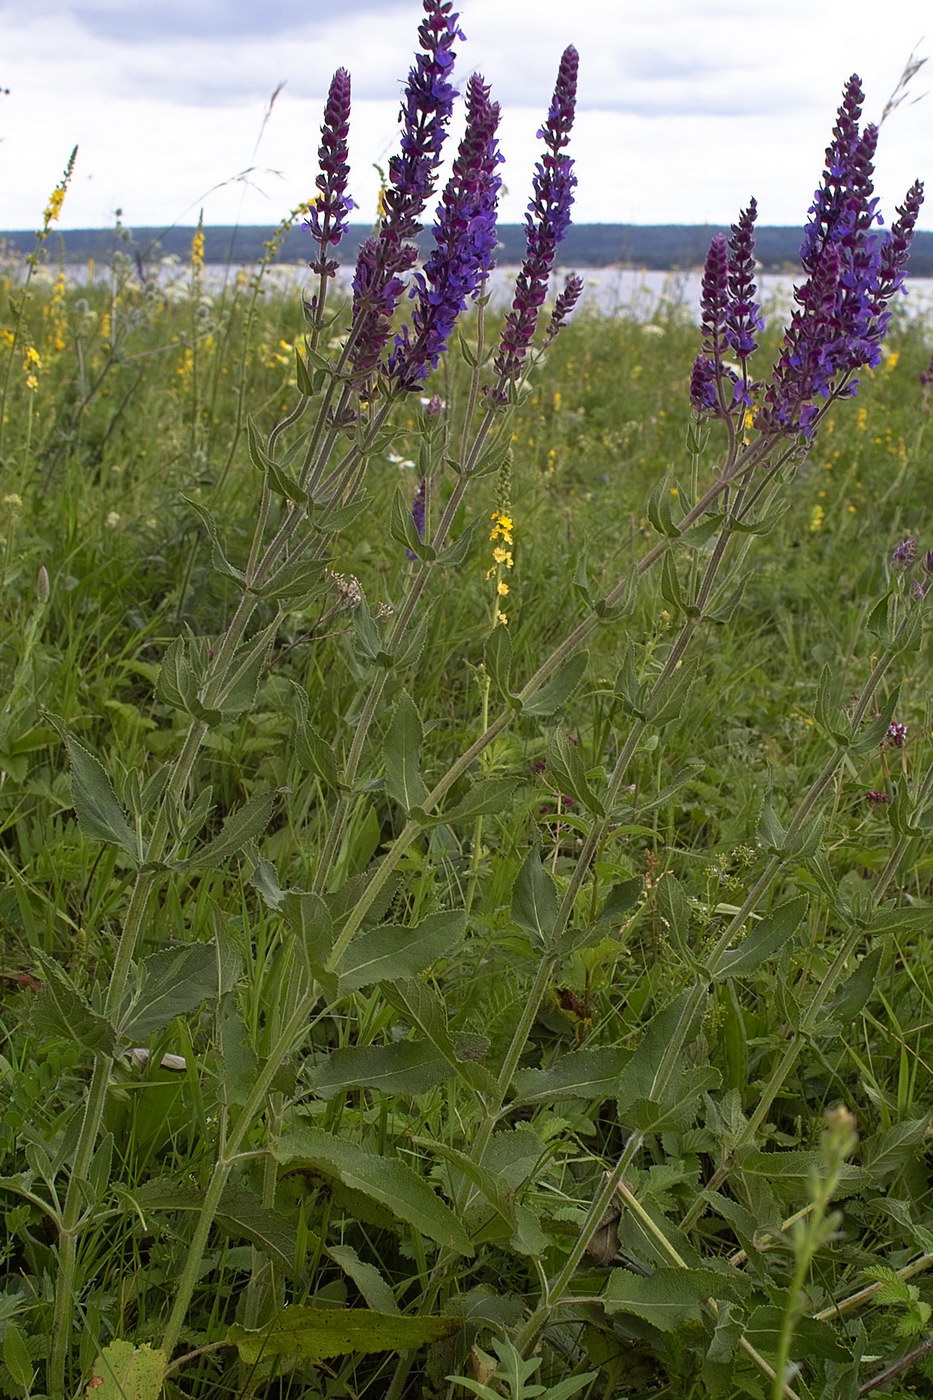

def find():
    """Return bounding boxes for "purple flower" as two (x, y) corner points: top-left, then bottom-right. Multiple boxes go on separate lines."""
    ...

(545, 273), (584, 343)
(690, 354), (719, 414)
(691, 204), (761, 418)
(305, 68), (354, 281)
(726, 199), (763, 363)
(891, 537), (917, 565)
(886, 721), (907, 748)
(759, 76), (924, 437)
(866, 789), (890, 805)
(348, 1), (463, 384)
(382, 0), (464, 245)
(489, 45), (578, 399)
(924, 549), (933, 575)
(388, 72), (502, 390)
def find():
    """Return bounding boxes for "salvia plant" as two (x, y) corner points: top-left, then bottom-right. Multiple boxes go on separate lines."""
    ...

(1, 6), (933, 1400)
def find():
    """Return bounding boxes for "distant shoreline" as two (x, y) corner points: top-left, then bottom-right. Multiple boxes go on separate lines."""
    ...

(4, 223), (933, 277)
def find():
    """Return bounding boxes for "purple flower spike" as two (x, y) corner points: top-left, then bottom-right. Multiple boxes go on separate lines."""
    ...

(305, 68), (354, 280)
(348, 0), (463, 384)
(545, 272), (584, 342)
(757, 75), (924, 438)
(490, 45), (578, 398)
(382, 0), (464, 245)
(388, 71), (503, 390)
(726, 199), (763, 362)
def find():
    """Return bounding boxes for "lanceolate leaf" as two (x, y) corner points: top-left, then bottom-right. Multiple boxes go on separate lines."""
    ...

(381, 980), (495, 1096)
(510, 846), (559, 946)
(61, 731), (141, 860)
(172, 789), (279, 870)
(522, 650), (588, 717)
(32, 954), (117, 1055)
(133, 1179), (298, 1274)
(710, 895), (809, 979)
(228, 1306), (461, 1364)
(305, 1040), (453, 1099)
(118, 942), (218, 1040)
(333, 909), (466, 991)
(384, 690), (428, 812)
(327, 1245), (398, 1314)
(603, 1267), (744, 1331)
(512, 1047), (631, 1105)
(273, 1126), (473, 1254)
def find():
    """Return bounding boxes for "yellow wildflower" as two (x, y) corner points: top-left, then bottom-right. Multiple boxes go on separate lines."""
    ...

(191, 227), (205, 275)
(496, 610), (509, 626)
(809, 503), (825, 532)
(25, 374), (38, 391)
(0, 328), (14, 349)
(497, 581), (510, 596)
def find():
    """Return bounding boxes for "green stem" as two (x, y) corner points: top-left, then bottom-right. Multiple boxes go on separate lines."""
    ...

(161, 988), (319, 1359)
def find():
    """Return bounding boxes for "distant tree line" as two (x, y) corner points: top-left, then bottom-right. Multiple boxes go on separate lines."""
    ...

(3, 222), (933, 276)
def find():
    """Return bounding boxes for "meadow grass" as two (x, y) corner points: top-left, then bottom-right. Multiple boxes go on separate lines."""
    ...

(1, 228), (933, 1400)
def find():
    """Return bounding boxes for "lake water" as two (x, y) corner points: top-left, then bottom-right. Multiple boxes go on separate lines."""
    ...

(43, 261), (933, 326)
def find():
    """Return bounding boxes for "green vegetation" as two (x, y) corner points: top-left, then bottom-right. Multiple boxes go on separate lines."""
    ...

(1, 229), (933, 1400)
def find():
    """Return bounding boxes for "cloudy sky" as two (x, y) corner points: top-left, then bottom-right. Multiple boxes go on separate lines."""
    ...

(1, 0), (931, 234)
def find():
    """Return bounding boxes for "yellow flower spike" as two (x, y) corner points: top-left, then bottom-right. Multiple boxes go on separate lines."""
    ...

(810, 503), (825, 532)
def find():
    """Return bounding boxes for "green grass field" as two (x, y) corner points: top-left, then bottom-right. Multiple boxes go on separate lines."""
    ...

(2, 230), (933, 1400)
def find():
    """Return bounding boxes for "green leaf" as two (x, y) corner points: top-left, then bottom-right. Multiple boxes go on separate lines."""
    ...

(545, 730), (605, 816)
(512, 1047), (630, 1105)
(510, 846), (559, 946)
(326, 1245), (398, 1314)
(522, 650), (588, 717)
(217, 620), (279, 716)
(119, 942), (218, 1039)
(603, 1267), (743, 1331)
(59, 730), (141, 859)
(744, 1306), (848, 1362)
(598, 877), (643, 924)
(438, 776), (519, 826)
(32, 954), (117, 1055)
(735, 1148), (868, 1196)
(616, 989), (708, 1116)
(218, 1000), (259, 1106)
(862, 1118), (930, 1182)
(182, 495), (245, 583)
(437, 514), (481, 568)
(282, 888), (335, 978)
(816, 946), (881, 1033)
(384, 691), (428, 812)
(84, 1340), (167, 1400)
(228, 1306), (460, 1364)
(646, 474), (681, 538)
(381, 980), (495, 1096)
(133, 1179), (298, 1274)
(390, 487), (435, 561)
(173, 789), (279, 870)
(711, 895), (809, 979)
(484, 625), (517, 706)
(295, 346), (316, 396)
(273, 1126), (473, 1253)
(334, 909), (466, 991)
(305, 1041), (453, 1099)
(156, 635), (199, 713)
(3, 1321), (34, 1392)
(257, 551), (329, 603)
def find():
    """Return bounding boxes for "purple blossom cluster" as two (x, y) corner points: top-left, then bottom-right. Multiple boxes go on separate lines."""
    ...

(690, 203), (762, 416)
(406, 476), (430, 559)
(304, 68), (354, 282)
(348, 0), (464, 382)
(388, 72), (503, 390)
(489, 45), (579, 399)
(758, 76), (924, 437)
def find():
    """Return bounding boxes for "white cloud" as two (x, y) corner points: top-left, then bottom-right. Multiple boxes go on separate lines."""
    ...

(0, 0), (929, 232)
